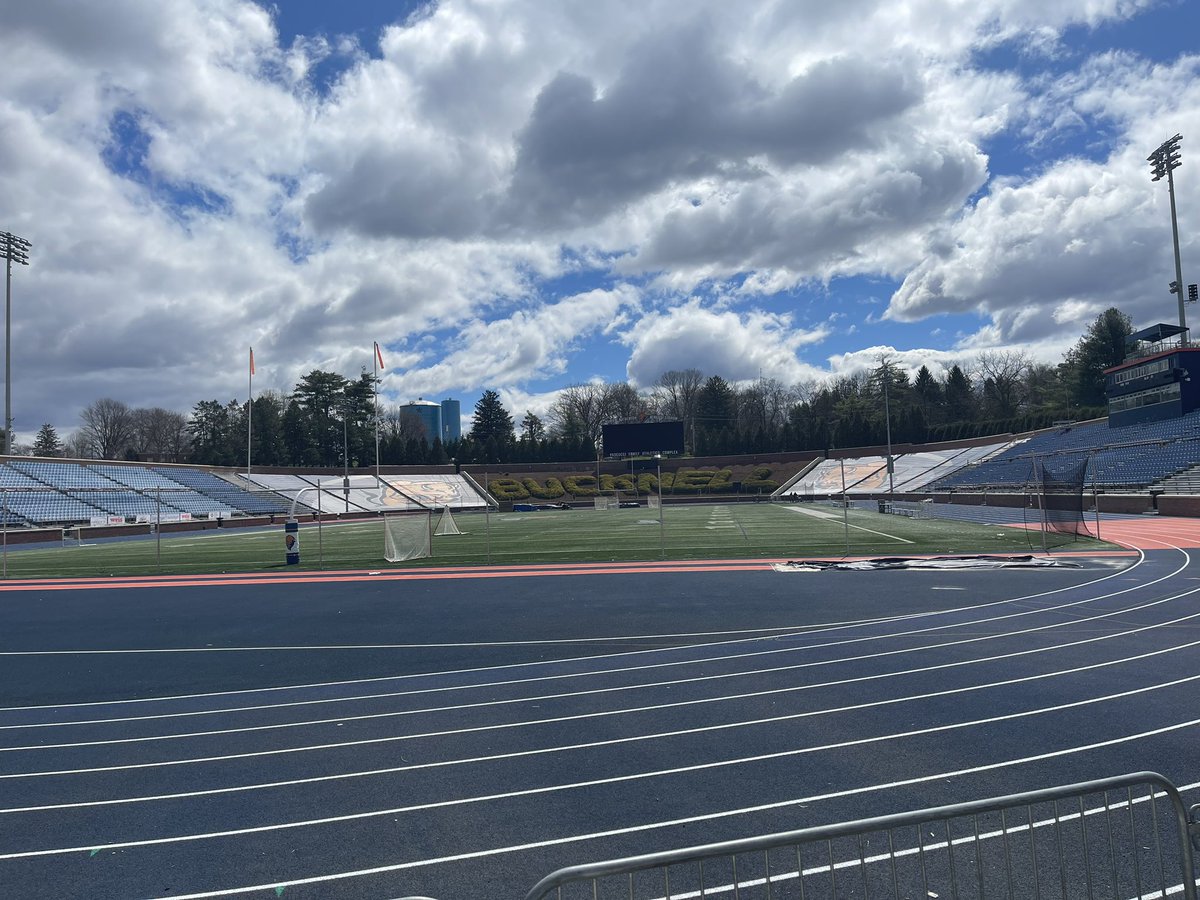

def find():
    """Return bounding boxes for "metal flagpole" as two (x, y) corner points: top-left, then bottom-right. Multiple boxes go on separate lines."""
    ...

(247, 348), (254, 476)
(3, 489), (7, 579)
(155, 487), (161, 572)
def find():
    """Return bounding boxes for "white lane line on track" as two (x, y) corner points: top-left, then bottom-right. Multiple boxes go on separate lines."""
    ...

(0, 549), (1148, 712)
(4, 672), (1199, 862)
(7, 630), (1200, 812)
(0, 549), (1166, 734)
(11, 596), (1200, 778)
(100, 720), (1200, 898)
(3, 554), (1190, 751)
(0, 620), (876, 654)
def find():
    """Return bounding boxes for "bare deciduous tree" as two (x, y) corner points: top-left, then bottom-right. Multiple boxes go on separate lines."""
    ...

(78, 398), (133, 459)
(132, 407), (189, 461)
(548, 383), (619, 443)
(976, 350), (1031, 419)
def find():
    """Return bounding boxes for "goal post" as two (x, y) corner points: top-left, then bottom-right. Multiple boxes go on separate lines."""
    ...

(383, 511), (432, 562)
(433, 506), (462, 536)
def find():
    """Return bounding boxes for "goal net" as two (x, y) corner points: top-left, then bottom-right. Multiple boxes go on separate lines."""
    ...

(433, 506), (462, 536)
(647, 495), (661, 509)
(1022, 455), (1093, 549)
(593, 496), (612, 510)
(383, 511), (432, 562)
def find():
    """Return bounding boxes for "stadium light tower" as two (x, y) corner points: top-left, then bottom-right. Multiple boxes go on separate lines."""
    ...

(1148, 134), (1187, 333)
(1, 231), (31, 456)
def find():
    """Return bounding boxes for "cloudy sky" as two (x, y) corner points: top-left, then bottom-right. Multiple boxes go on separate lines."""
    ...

(1, 0), (1197, 438)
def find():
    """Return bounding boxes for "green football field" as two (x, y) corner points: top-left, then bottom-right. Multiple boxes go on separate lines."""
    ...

(0, 502), (1112, 579)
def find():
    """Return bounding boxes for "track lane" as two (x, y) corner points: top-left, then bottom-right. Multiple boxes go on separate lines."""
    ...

(0, 519), (1196, 899)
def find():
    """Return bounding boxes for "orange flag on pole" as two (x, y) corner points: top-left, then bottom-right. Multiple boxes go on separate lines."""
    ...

(374, 341), (385, 370)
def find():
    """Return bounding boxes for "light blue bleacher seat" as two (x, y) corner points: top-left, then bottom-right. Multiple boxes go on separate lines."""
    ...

(151, 467), (298, 514)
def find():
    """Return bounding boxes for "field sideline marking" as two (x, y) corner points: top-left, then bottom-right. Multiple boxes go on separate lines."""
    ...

(7, 629), (1199, 812)
(4, 678), (1199, 863)
(783, 505), (914, 543)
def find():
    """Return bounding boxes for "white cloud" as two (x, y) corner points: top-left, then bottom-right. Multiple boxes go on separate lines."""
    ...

(624, 301), (830, 387)
(386, 285), (641, 399)
(0, 0), (1189, 440)
(889, 51), (1200, 345)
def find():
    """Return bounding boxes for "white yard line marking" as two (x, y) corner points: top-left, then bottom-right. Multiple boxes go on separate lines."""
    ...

(782, 505), (914, 543)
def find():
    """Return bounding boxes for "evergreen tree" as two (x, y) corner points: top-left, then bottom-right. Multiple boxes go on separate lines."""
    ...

(913, 365), (942, 421)
(32, 423), (63, 457)
(282, 399), (317, 466)
(292, 370), (351, 466)
(943, 365), (975, 421)
(187, 400), (238, 466)
(1062, 308), (1133, 407)
(695, 376), (736, 450)
(470, 390), (515, 445)
(520, 411), (546, 442)
(248, 392), (286, 467)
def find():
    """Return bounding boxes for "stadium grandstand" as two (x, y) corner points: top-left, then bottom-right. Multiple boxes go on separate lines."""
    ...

(0, 459), (494, 529)
(233, 473), (490, 513)
(931, 409), (1200, 491)
(776, 442), (1010, 498)
(770, 411), (1200, 500)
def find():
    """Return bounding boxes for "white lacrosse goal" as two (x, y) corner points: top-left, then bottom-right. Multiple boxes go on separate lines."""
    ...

(433, 506), (462, 536)
(383, 511), (432, 562)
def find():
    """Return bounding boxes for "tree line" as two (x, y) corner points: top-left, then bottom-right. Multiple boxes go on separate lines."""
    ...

(18, 308), (1132, 466)
(471, 307), (1132, 462)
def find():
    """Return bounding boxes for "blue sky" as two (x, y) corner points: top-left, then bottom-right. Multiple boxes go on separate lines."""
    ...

(1, 0), (1198, 439)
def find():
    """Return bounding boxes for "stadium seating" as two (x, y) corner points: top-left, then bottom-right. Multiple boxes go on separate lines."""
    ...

(152, 467), (299, 514)
(89, 464), (192, 490)
(779, 443), (1011, 497)
(89, 465), (238, 516)
(9, 460), (123, 489)
(0, 492), (104, 525)
(932, 410), (1200, 491)
(0, 464), (50, 489)
(69, 490), (182, 519)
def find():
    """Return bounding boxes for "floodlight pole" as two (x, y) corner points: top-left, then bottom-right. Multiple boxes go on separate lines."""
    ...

(1, 231), (31, 456)
(881, 360), (895, 497)
(246, 348), (253, 476)
(373, 342), (382, 484)
(840, 457), (849, 557)
(1148, 134), (1187, 334)
(342, 405), (350, 513)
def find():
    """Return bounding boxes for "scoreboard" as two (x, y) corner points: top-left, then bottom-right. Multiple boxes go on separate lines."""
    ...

(602, 421), (685, 458)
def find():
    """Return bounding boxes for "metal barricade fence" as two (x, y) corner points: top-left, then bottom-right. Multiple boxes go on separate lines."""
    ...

(523, 772), (1199, 900)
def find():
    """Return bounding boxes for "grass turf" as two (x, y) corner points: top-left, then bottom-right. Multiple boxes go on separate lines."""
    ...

(0, 503), (1114, 579)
